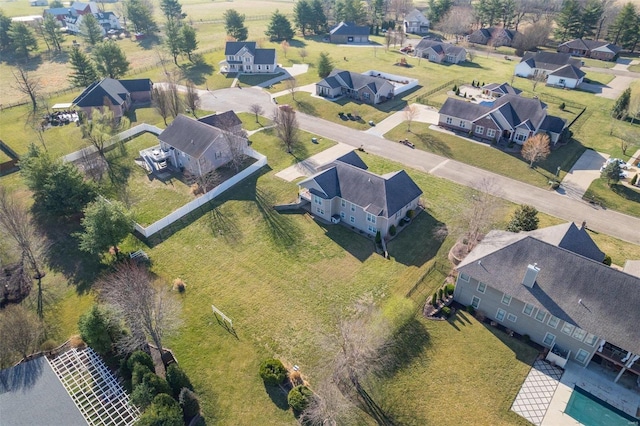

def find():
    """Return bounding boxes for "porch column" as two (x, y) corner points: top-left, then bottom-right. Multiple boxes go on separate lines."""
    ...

(614, 353), (637, 383)
(597, 339), (606, 352)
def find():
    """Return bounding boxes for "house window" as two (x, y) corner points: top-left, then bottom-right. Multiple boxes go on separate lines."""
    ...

(471, 296), (480, 309)
(363, 93), (370, 100)
(313, 195), (322, 205)
(475, 126), (484, 135)
(584, 333), (598, 346)
(575, 349), (590, 364)
(446, 55), (455, 62)
(266, 65), (270, 70)
(367, 225), (377, 234)
(477, 281), (486, 293)
(350, 216), (355, 224)
(446, 117), (452, 125)
(535, 310), (547, 323)
(507, 313), (517, 322)
(459, 120), (466, 128)
(572, 328), (587, 341)
(501, 294), (511, 306)
(366, 213), (376, 224)
(459, 273), (469, 282)
(559, 78), (566, 85)
(486, 128), (496, 138)
(257, 65), (261, 70)
(341, 199), (346, 208)
(562, 323), (575, 335)
(547, 315), (559, 329)
(515, 133), (527, 142)
(496, 308), (506, 322)
(316, 207), (324, 215)
(244, 57), (250, 62)
(351, 203), (356, 212)
(523, 303), (534, 316)
(543, 332), (556, 347)
(340, 212), (345, 219)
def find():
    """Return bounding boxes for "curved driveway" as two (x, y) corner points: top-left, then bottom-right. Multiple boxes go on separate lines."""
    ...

(196, 86), (640, 245)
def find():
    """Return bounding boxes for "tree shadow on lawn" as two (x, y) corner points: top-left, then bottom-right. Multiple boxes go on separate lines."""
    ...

(387, 211), (445, 267)
(611, 182), (640, 203)
(457, 61), (484, 69)
(377, 317), (431, 380)
(208, 205), (244, 246)
(483, 322), (539, 364)
(181, 60), (214, 85)
(295, 99), (316, 115)
(264, 383), (290, 411)
(413, 131), (453, 157)
(287, 39), (307, 48)
(2, 54), (43, 71)
(254, 186), (304, 253)
(135, 35), (161, 50)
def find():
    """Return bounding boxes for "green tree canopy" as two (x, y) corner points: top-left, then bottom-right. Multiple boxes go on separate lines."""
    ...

(612, 88), (631, 120)
(429, 0), (453, 24)
(265, 9), (294, 41)
(69, 46), (98, 87)
(124, 0), (158, 33)
(166, 363), (194, 398)
(223, 9), (248, 41)
(78, 304), (123, 355)
(81, 13), (103, 45)
(41, 14), (64, 51)
(607, 3), (640, 51)
(0, 10), (11, 51)
(179, 388), (200, 421)
(164, 18), (183, 65)
(554, 0), (584, 41)
(20, 144), (96, 216)
(77, 198), (133, 256)
(93, 40), (130, 78)
(335, 0), (367, 24)
(180, 24), (197, 62)
(601, 161), (622, 186)
(310, 0), (328, 33)
(317, 51), (333, 78)
(9, 22), (38, 59)
(137, 394), (183, 426)
(506, 205), (539, 232)
(49, 0), (64, 7)
(160, 0), (183, 21)
(293, 0), (313, 36)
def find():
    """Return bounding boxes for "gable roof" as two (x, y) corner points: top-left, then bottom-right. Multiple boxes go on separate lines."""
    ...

(0, 357), (87, 426)
(299, 155), (422, 218)
(253, 48), (276, 64)
(321, 69), (392, 95)
(482, 82), (522, 96)
(457, 225), (640, 355)
(334, 151), (368, 169)
(520, 51), (582, 71)
(223, 41), (275, 64)
(440, 98), (490, 121)
(198, 110), (242, 130)
(224, 41), (256, 56)
(559, 38), (621, 54)
(118, 78), (152, 93)
(527, 222), (604, 261)
(330, 21), (370, 36)
(159, 114), (230, 159)
(415, 39), (466, 56)
(539, 115), (566, 134)
(44, 7), (74, 16)
(404, 9), (429, 24)
(548, 64), (586, 79)
(72, 78), (129, 107)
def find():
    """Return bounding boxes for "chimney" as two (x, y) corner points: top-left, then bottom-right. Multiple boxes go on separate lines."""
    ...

(522, 263), (540, 288)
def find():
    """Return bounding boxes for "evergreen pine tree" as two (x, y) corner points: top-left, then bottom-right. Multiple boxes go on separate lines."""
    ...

(69, 46), (98, 87)
(265, 9), (294, 41)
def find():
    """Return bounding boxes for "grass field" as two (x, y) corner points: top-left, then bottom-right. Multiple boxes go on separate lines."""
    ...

(584, 178), (640, 217)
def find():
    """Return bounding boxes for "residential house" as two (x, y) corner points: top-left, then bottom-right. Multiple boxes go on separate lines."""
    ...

(403, 9), (430, 34)
(70, 1), (98, 15)
(197, 111), (243, 134)
(558, 39), (621, 61)
(65, 11), (121, 34)
(316, 69), (394, 104)
(221, 41), (277, 74)
(482, 82), (522, 98)
(438, 93), (566, 144)
(156, 114), (248, 176)
(43, 7), (75, 23)
(297, 152), (423, 237)
(468, 27), (519, 47)
(72, 78), (152, 119)
(329, 21), (370, 44)
(453, 222), (640, 383)
(414, 39), (467, 64)
(514, 51), (585, 89)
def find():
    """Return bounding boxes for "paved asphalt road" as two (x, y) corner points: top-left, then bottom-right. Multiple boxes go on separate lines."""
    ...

(198, 87), (640, 246)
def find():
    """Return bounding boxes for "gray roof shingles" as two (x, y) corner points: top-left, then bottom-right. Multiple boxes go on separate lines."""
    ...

(224, 41), (256, 56)
(520, 51), (582, 71)
(415, 39), (466, 56)
(457, 226), (640, 355)
(159, 114), (226, 159)
(72, 78), (128, 107)
(549, 64), (586, 79)
(330, 21), (370, 36)
(320, 69), (391, 95)
(198, 110), (242, 130)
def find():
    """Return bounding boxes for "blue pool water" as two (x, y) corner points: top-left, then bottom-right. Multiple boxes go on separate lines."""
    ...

(565, 386), (639, 426)
(479, 101), (495, 107)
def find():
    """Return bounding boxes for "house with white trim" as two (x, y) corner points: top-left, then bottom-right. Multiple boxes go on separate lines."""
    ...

(414, 39), (467, 64)
(316, 69), (395, 104)
(514, 51), (585, 89)
(403, 9), (430, 34)
(221, 41), (277, 74)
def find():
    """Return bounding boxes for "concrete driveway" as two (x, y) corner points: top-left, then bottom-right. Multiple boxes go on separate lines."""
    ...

(274, 143), (355, 182)
(558, 150), (608, 200)
(365, 104), (440, 137)
(596, 76), (637, 100)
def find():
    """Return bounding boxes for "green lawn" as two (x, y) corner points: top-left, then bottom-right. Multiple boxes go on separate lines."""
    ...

(583, 71), (616, 86)
(583, 178), (640, 217)
(629, 64), (640, 73)
(580, 58), (617, 69)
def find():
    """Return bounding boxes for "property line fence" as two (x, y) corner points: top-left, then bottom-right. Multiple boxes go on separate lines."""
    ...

(134, 148), (267, 238)
(414, 79), (465, 108)
(405, 261), (451, 311)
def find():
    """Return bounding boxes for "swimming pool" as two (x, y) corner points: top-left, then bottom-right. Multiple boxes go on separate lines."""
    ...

(479, 101), (495, 107)
(565, 386), (639, 426)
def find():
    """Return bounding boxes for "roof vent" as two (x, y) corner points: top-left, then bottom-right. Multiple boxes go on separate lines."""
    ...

(522, 263), (539, 288)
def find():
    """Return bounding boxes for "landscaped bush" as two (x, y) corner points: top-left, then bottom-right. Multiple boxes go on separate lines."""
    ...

(445, 284), (455, 296)
(40, 339), (58, 351)
(132, 362), (154, 387)
(259, 358), (287, 385)
(431, 293), (437, 306)
(603, 254), (612, 266)
(137, 394), (183, 426)
(173, 278), (186, 293)
(466, 305), (475, 315)
(438, 288), (444, 300)
(375, 230), (382, 246)
(631, 174), (638, 185)
(559, 102), (565, 110)
(142, 372), (172, 398)
(166, 363), (193, 398)
(406, 209), (415, 219)
(131, 382), (155, 409)
(388, 225), (397, 236)
(523, 334), (531, 343)
(288, 385), (313, 413)
(127, 350), (155, 372)
(441, 306), (451, 318)
(179, 388), (201, 421)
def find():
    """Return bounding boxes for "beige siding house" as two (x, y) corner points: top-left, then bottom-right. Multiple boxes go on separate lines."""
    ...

(316, 69), (394, 104)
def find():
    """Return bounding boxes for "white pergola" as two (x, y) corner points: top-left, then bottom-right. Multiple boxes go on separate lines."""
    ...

(48, 347), (140, 426)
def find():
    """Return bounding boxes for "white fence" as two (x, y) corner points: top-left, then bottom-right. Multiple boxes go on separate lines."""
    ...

(63, 123), (163, 163)
(362, 69), (419, 96)
(134, 148), (267, 238)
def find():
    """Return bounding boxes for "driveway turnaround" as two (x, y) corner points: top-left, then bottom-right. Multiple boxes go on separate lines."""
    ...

(274, 143), (354, 182)
(558, 150), (609, 200)
(596, 76), (637, 100)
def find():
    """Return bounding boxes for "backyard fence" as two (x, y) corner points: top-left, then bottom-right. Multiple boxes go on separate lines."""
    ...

(134, 148), (267, 238)
(405, 261), (451, 311)
(414, 79), (465, 107)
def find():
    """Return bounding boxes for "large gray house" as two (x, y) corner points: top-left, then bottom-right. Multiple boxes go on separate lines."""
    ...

(514, 51), (585, 89)
(414, 39), (467, 64)
(454, 223), (640, 382)
(297, 152), (422, 237)
(328, 21), (370, 44)
(221, 41), (277, 74)
(316, 69), (394, 104)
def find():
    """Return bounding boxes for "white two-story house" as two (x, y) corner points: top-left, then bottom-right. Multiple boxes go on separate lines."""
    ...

(221, 41), (277, 74)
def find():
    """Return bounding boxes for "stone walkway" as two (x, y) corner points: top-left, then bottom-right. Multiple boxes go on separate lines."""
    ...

(274, 142), (355, 182)
(511, 360), (564, 426)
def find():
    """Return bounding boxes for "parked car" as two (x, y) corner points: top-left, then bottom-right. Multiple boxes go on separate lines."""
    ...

(399, 139), (415, 148)
(603, 158), (629, 169)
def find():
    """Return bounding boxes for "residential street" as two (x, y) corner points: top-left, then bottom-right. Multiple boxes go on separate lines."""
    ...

(196, 86), (640, 245)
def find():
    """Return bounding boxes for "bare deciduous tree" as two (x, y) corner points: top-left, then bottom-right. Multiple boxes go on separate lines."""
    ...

(467, 49), (476, 62)
(273, 105), (299, 154)
(80, 108), (129, 183)
(531, 71), (546, 91)
(436, 6), (474, 39)
(281, 40), (289, 57)
(0, 188), (48, 319)
(404, 104), (419, 132)
(521, 133), (550, 167)
(12, 67), (40, 113)
(218, 115), (248, 173)
(285, 77), (298, 102)
(185, 82), (200, 118)
(249, 103), (264, 123)
(98, 261), (182, 355)
(512, 21), (552, 53)
(298, 47), (308, 63)
(300, 379), (356, 426)
(0, 304), (44, 363)
(152, 86), (171, 125)
(455, 179), (500, 253)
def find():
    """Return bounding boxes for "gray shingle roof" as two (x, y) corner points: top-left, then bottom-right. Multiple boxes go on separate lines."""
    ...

(549, 64), (586, 79)
(520, 51), (582, 71)
(482, 82), (522, 96)
(539, 115), (566, 134)
(159, 114), (227, 159)
(489, 94), (548, 129)
(0, 357), (87, 426)
(457, 226), (640, 355)
(300, 155), (422, 218)
(317, 75), (341, 89)
(118, 78), (152, 93)
(224, 41), (256, 56)
(330, 21), (370, 36)
(253, 48), (276, 64)
(405, 9), (429, 23)
(72, 78), (129, 107)
(559, 39), (621, 54)
(198, 110), (242, 130)
(527, 222), (604, 261)
(440, 98), (490, 121)
(322, 69), (391, 95)
(415, 39), (466, 56)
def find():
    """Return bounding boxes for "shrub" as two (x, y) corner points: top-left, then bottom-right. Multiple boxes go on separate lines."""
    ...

(438, 288), (444, 300)
(137, 394), (183, 426)
(131, 381), (155, 409)
(40, 339), (58, 351)
(406, 209), (415, 219)
(431, 293), (437, 306)
(631, 174), (638, 185)
(132, 362), (153, 387)
(375, 230), (382, 245)
(259, 358), (287, 385)
(179, 388), (201, 420)
(166, 363), (193, 399)
(288, 385), (313, 413)
(455, 87), (460, 96)
(559, 102), (565, 110)
(173, 278), (186, 293)
(523, 334), (531, 343)
(388, 225), (397, 236)
(127, 350), (154, 372)
(445, 284), (455, 296)
(466, 305), (475, 315)
(441, 306), (451, 317)
(143, 372), (172, 398)
(78, 304), (122, 356)
(452, 84), (457, 92)
(603, 254), (612, 266)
